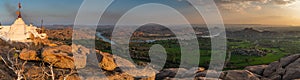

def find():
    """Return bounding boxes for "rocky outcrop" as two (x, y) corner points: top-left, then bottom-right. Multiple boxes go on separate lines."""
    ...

(223, 70), (260, 80)
(97, 51), (117, 71)
(42, 45), (75, 69)
(262, 61), (282, 78)
(156, 68), (187, 79)
(279, 54), (300, 67)
(114, 55), (157, 80)
(262, 54), (300, 80)
(19, 44), (90, 69)
(195, 70), (224, 78)
(156, 67), (206, 80)
(245, 65), (268, 75)
(282, 57), (300, 80)
(19, 48), (41, 61)
(18, 43), (125, 71)
(72, 44), (90, 69)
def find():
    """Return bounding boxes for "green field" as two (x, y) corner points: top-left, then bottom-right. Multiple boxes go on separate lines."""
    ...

(93, 37), (296, 70)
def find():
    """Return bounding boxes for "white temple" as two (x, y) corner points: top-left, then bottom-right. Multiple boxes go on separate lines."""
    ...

(0, 1), (47, 42)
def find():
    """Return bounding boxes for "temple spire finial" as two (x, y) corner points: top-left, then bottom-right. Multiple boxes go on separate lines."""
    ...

(17, 0), (22, 18)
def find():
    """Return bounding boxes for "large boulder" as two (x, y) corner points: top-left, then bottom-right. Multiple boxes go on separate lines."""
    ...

(19, 48), (41, 61)
(72, 44), (90, 69)
(126, 67), (156, 80)
(97, 51), (117, 71)
(196, 70), (224, 79)
(283, 58), (300, 80)
(20, 44), (91, 69)
(263, 61), (282, 77)
(155, 67), (206, 79)
(42, 45), (75, 69)
(279, 54), (300, 67)
(114, 55), (156, 80)
(114, 55), (136, 68)
(155, 68), (187, 79)
(245, 65), (268, 75)
(259, 54), (300, 80)
(223, 70), (260, 80)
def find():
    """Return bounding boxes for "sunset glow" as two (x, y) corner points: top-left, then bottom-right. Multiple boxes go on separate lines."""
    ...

(0, 0), (300, 26)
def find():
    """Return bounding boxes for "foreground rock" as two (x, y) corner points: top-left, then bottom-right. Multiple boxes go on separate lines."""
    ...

(19, 48), (41, 61)
(114, 55), (157, 79)
(195, 70), (224, 78)
(156, 68), (188, 79)
(97, 51), (117, 71)
(156, 67), (207, 80)
(223, 70), (260, 80)
(19, 44), (90, 69)
(282, 56), (300, 80)
(42, 45), (75, 69)
(72, 44), (90, 69)
(262, 54), (300, 80)
(245, 65), (268, 75)
(19, 43), (120, 70)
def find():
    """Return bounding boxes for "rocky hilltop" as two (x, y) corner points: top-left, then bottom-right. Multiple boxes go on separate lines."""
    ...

(0, 28), (299, 80)
(0, 41), (154, 80)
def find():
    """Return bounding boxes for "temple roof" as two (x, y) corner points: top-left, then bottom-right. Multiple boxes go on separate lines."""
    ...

(13, 18), (26, 25)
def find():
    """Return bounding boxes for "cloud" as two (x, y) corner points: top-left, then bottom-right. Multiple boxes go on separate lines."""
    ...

(218, 1), (253, 13)
(212, 0), (298, 13)
(271, 0), (297, 5)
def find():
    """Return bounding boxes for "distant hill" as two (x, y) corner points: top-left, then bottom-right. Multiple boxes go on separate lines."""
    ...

(227, 28), (278, 40)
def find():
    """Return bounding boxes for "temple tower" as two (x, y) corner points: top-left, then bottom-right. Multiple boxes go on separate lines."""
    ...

(8, 0), (27, 41)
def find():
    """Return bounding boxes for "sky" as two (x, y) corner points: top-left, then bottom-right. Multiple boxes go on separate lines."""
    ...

(0, 0), (300, 26)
